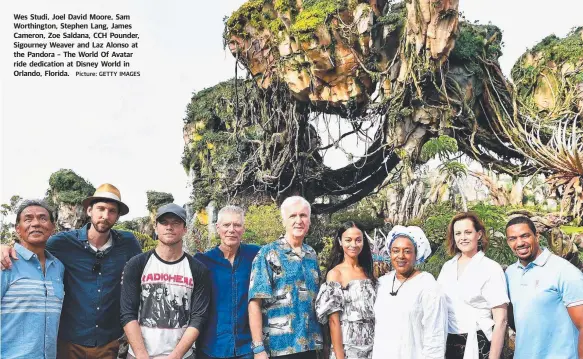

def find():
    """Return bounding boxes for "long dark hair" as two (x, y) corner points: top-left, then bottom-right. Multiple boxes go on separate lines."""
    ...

(325, 221), (377, 285)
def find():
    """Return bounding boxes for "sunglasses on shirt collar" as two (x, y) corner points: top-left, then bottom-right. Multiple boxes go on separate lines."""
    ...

(92, 250), (105, 273)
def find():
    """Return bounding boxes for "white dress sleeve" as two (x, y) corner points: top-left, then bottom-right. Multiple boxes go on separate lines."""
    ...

(420, 284), (448, 359)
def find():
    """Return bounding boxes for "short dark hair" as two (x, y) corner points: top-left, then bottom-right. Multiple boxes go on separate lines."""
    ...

(15, 199), (55, 225)
(506, 216), (537, 235)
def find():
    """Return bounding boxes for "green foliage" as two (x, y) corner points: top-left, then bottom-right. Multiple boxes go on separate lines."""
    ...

(244, 204), (283, 245)
(190, 214), (219, 252)
(560, 225), (583, 235)
(146, 191), (174, 212)
(1, 195), (23, 245)
(117, 218), (143, 232)
(414, 203), (518, 274)
(450, 22), (502, 75)
(330, 206), (385, 231)
(375, 3), (406, 33)
(274, 0), (296, 13)
(318, 236), (334, 273)
(182, 79), (253, 211)
(417, 243), (448, 278)
(438, 161), (467, 178)
(451, 26), (483, 62)
(529, 28), (583, 65)
(291, 0), (345, 42)
(46, 169), (95, 206)
(114, 226), (157, 252)
(412, 202), (456, 244)
(469, 203), (516, 266)
(511, 28), (583, 106)
(226, 0), (266, 37)
(420, 135), (458, 162)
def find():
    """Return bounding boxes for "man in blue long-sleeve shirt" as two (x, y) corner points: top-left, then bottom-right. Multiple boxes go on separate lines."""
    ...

(196, 205), (260, 359)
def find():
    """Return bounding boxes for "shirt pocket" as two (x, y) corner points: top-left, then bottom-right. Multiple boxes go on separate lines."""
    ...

(50, 279), (65, 301)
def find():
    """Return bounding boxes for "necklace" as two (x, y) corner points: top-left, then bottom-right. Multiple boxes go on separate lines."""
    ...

(390, 270), (415, 296)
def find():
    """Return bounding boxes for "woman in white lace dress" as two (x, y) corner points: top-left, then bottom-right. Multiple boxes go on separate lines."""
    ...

(316, 221), (377, 359)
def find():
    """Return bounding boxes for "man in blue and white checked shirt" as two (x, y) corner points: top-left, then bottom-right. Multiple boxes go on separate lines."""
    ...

(1, 200), (65, 359)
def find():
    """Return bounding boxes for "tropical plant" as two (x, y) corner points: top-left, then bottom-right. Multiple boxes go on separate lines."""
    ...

(146, 191), (174, 212)
(0, 195), (23, 244)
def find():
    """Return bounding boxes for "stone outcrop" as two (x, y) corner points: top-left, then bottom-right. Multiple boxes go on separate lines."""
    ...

(512, 27), (583, 116)
(45, 169), (95, 231)
(225, 0), (459, 111)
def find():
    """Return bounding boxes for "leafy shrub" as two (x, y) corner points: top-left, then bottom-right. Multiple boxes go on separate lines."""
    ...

(244, 204), (283, 245)
(146, 191), (174, 212)
(113, 226), (156, 252)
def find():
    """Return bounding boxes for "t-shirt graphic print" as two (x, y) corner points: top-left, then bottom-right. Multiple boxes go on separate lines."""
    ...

(137, 252), (193, 357)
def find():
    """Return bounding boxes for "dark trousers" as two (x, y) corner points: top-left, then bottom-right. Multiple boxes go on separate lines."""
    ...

(274, 350), (318, 359)
(445, 330), (491, 359)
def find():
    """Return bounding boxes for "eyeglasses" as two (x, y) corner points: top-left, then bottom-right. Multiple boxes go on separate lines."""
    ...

(92, 251), (105, 273)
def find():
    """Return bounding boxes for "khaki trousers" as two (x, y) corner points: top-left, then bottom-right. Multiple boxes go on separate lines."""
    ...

(57, 338), (120, 359)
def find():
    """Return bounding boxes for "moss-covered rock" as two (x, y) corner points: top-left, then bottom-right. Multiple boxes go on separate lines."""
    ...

(224, 0), (386, 109)
(146, 191), (174, 213)
(511, 27), (583, 115)
(449, 21), (503, 75)
(46, 169), (95, 207)
(45, 169), (95, 230)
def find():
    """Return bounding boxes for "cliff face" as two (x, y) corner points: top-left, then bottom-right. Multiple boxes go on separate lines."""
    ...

(224, 0), (458, 111)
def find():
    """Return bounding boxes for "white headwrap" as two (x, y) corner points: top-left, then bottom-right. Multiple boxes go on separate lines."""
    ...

(387, 225), (432, 264)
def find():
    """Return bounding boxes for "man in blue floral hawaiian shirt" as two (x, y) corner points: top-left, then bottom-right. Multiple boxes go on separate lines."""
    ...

(248, 196), (323, 359)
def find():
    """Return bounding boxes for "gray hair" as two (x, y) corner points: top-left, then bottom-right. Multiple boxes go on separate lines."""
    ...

(280, 196), (311, 219)
(217, 205), (245, 224)
(15, 199), (55, 225)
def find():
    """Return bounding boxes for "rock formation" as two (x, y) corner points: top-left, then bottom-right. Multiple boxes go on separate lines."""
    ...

(45, 169), (95, 230)
(183, 0), (582, 220)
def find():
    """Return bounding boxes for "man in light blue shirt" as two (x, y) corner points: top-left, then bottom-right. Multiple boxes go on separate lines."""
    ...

(505, 216), (583, 359)
(1, 200), (65, 359)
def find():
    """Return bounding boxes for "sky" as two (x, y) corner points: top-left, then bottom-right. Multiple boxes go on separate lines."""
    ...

(1, 0), (581, 219)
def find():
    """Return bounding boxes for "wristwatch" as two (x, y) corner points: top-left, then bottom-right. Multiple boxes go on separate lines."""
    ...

(251, 341), (265, 354)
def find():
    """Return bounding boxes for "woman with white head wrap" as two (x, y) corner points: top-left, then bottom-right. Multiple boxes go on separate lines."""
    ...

(371, 226), (448, 359)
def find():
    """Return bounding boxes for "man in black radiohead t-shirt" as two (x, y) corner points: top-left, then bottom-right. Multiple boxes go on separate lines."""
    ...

(120, 203), (211, 359)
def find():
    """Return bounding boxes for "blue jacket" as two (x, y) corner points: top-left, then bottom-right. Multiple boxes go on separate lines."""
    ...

(196, 243), (260, 357)
(47, 224), (142, 346)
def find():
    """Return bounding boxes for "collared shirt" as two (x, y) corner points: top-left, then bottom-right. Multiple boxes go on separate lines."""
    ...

(248, 237), (323, 357)
(196, 243), (260, 358)
(505, 248), (583, 359)
(47, 223), (142, 346)
(1, 243), (65, 359)
(437, 251), (509, 335)
(437, 251), (509, 359)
